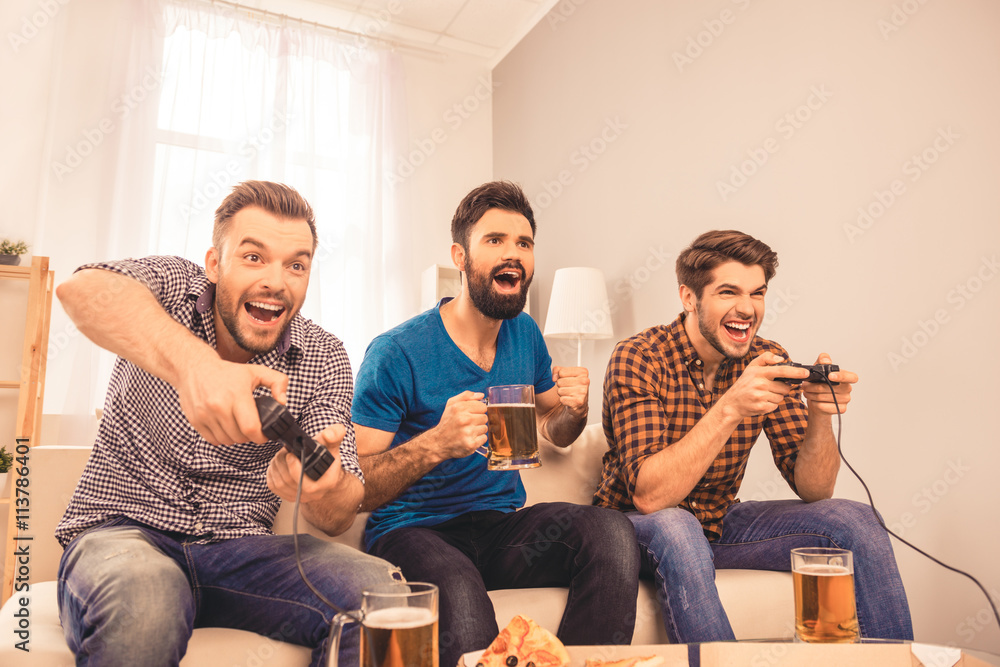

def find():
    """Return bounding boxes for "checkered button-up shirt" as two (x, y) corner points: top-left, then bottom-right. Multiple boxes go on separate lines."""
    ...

(56, 255), (361, 547)
(594, 313), (808, 541)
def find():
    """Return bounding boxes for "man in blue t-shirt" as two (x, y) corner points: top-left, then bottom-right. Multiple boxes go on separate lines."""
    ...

(353, 181), (639, 666)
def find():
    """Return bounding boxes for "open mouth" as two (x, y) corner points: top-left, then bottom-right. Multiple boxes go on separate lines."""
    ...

(723, 320), (751, 343)
(244, 300), (286, 324)
(493, 268), (522, 294)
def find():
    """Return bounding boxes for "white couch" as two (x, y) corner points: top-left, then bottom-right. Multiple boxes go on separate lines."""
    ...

(0, 425), (793, 666)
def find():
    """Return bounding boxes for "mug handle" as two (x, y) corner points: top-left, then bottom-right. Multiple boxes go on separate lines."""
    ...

(476, 394), (489, 457)
(326, 610), (362, 667)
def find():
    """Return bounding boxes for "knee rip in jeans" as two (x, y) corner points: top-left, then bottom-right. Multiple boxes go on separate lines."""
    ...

(389, 565), (405, 582)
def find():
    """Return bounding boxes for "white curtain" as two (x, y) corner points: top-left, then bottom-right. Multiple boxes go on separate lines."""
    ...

(151, 0), (411, 370)
(17, 0), (410, 417)
(16, 0), (166, 417)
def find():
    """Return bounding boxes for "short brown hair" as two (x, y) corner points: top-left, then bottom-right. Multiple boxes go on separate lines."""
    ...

(451, 181), (536, 251)
(676, 230), (778, 298)
(213, 181), (317, 250)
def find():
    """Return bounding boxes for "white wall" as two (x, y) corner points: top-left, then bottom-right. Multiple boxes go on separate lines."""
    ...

(395, 52), (495, 319)
(494, 0), (1000, 653)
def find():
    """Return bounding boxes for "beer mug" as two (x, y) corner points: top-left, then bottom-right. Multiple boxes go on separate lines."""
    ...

(328, 582), (439, 667)
(791, 547), (859, 643)
(481, 384), (540, 470)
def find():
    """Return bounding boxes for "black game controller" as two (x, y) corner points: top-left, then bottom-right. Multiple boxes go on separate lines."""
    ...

(774, 362), (840, 386)
(256, 395), (334, 480)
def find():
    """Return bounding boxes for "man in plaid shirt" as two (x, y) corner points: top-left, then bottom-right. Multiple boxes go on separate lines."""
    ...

(595, 230), (912, 643)
(55, 181), (399, 666)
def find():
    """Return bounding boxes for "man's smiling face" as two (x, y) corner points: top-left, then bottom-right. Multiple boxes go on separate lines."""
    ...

(205, 206), (313, 362)
(682, 260), (767, 362)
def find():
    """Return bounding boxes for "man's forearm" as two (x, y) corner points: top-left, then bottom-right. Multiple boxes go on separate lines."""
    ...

(630, 401), (743, 513)
(791, 411), (840, 501)
(301, 473), (365, 536)
(58, 269), (216, 385)
(359, 433), (443, 512)
(538, 404), (587, 447)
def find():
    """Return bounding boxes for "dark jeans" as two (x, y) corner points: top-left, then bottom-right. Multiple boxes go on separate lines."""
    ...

(369, 502), (640, 667)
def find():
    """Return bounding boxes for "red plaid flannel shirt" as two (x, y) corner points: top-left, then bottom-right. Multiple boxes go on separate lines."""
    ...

(594, 313), (808, 541)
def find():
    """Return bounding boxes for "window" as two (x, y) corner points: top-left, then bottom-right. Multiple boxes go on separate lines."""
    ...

(149, 1), (409, 368)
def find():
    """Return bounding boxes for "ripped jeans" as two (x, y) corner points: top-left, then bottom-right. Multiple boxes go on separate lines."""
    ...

(629, 499), (913, 644)
(57, 517), (401, 667)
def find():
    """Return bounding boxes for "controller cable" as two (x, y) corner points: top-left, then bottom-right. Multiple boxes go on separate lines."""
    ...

(286, 450), (373, 664)
(819, 376), (1000, 632)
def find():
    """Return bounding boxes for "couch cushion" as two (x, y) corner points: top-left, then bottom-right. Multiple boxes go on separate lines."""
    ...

(0, 581), (311, 667)
(521, 424), (608, 507)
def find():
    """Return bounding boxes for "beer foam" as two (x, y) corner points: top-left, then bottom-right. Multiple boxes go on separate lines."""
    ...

(364, 607), (436, 629)
(796, 564), (851, 576)
(487, 403), (534, 408)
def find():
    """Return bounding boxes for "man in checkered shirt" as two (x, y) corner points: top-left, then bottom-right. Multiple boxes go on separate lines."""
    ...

(595, 230), (912, 643)
(55, 181), (400, 666)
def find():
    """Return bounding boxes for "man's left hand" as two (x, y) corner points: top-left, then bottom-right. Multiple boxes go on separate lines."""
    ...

(801, 353), (858, 415)
(552, 366), (590, 419)
(266, 423), (346, 503)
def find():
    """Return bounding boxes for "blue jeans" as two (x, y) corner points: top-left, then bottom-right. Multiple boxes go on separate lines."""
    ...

(57, 518), (402, 667)
(369, 503), (641, 667)
(628, 499), (913, 643)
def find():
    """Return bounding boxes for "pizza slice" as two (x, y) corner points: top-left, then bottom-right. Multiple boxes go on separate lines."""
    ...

(476, 615), (569, 667)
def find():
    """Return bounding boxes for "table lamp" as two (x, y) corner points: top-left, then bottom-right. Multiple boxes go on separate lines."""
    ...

(542, 267), (614, 366)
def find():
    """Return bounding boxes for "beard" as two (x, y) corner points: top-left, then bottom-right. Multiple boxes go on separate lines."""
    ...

(465, 258), (532, 321)
(695, 300), (755, 360)
(215, 281), (293, 357)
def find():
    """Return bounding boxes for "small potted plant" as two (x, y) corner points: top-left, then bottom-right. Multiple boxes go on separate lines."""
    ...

(0, 445), (12, 497)
(0, 239), (29, 266)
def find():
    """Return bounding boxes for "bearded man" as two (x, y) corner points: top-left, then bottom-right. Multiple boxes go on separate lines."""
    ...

(595, 229), (913, 643)
(55, 181), (399, 667)
(352, 181), (639, 667)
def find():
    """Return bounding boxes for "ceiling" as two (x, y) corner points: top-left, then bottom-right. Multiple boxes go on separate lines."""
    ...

(299, 0), (558, 64)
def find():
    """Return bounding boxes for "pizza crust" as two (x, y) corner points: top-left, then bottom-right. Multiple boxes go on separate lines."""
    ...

(584, 656), (665, 667)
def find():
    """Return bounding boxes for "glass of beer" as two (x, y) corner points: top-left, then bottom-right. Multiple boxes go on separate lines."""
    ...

(791, 547), (859, 643)
(485, 384), (539, 470)
(360, 583), (438, 667)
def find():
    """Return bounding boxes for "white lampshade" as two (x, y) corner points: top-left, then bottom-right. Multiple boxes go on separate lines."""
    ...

(543, 267), (614, 364)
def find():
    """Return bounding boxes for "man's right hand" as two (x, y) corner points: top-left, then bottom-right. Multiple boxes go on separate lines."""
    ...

(177, 355), (290, 446)
(719, 352), (806, 420)
(431, 390), (489, 461)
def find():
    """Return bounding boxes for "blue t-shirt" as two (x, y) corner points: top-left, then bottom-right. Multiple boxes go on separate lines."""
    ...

(353, 299), (555, 549)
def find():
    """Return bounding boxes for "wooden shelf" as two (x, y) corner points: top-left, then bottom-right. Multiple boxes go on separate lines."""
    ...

(1, 256), (54, 605)
(0, 265), (32, 280)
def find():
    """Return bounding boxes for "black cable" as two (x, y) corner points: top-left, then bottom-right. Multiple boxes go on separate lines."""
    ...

(288, 460), (367, 661)
(820, 376), (1000, 632)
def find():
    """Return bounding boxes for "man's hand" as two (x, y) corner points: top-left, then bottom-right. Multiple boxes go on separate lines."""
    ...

(552, 366), (590, 419)
(266, 423), (346, 503)
(719, 352), (801, 420)
(431, 391), (489, 461)
(177, 355), (289, 446)
(801, 353), (858, 415)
